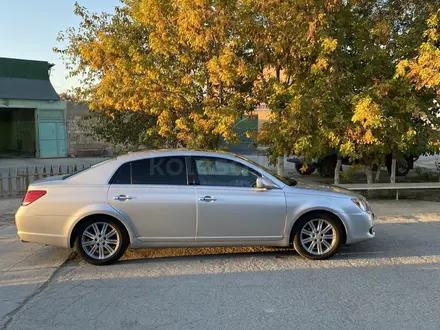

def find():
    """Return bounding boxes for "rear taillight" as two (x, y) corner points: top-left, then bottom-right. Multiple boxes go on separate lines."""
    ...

(22, 190), (47, 206)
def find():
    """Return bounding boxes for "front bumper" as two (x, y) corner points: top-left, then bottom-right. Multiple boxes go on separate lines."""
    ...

(341, 211), (375, 244)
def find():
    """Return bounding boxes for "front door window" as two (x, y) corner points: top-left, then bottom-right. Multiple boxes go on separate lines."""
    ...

(193, 157), (260, 187)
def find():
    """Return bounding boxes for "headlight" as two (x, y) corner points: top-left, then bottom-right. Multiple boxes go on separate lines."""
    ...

(352, 198), (370, 212)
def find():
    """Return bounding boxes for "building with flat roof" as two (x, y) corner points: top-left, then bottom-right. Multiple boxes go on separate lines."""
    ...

(0, 57), (67, 158)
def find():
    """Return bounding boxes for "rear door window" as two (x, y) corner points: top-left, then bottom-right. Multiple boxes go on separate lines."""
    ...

(131, 156), (188, 185)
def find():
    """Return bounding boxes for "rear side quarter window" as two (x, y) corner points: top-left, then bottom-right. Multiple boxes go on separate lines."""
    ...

(110, 163), (131, 184)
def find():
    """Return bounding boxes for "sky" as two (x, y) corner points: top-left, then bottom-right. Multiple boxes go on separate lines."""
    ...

(0, 0), (120, 93)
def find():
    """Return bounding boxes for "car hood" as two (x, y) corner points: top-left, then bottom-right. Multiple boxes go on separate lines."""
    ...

(288, 180), (365, 199)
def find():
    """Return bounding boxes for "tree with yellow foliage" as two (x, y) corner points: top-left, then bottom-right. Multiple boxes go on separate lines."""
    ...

(55, 0), (259, 150)
(398, 9), (440, 94)
(256, 0), (440, 184)
(57, 0), (440, 186)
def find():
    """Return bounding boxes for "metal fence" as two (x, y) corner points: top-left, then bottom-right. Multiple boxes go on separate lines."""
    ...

(0, 164), (91, 198)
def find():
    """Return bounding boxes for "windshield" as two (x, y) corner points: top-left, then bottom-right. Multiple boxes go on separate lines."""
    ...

(237, 155), (297, 186)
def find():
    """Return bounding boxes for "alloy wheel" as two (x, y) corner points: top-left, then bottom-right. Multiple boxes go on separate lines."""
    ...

(81, 222), (120, 260)
(300, 219), (337, 256)
(397, 159), (408, 173)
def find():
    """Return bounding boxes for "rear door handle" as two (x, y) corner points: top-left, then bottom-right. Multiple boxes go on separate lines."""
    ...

(198, 196), (217, 202)
(113, 195), (132, 201)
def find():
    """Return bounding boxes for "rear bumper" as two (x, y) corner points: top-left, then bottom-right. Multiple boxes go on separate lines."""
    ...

(15, 206), (69, 248)
(341, 211), (375, 244)
(17, 232), (68, 248)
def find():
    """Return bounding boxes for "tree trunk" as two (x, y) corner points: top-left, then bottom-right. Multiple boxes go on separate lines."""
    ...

(365, 164), (374, 198)
(334, 157), (342, 185)
(365, 166), (373, 184)
(277, 156), (284, 177)
(276, 67), (281, 82)
(375, 165), (381, 183)
(390, 152), (396, 184)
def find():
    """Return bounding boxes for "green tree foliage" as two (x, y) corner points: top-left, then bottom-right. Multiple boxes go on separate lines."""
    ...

(57, 0), (440, 184)
(78, 109), (173, 149)
(255, 0), (440, 183)
(398, 9), (440, 94)
(55, 0), (259, 150)
(250, 0), (342, 165)
(396, 8), (440, 154)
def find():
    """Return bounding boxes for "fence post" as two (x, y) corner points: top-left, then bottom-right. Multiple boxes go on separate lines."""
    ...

(0, 173), (3, 198)
(42, 166), (47, 178)
(50, 166), (54, 176)
(82, 164), (85, 170)
(58, 165), (62, 176)
(16, 168), (21, 196)
(25, 167), (30, 189)
(8, 169), (12, 196)
(74, 164), (78, 173)
(34, 166), (39, 180)
(66, 165), (71, 174)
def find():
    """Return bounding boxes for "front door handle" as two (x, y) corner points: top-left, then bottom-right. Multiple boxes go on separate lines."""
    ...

(113, 195), (132, 201)
(199, 196), (217, 202)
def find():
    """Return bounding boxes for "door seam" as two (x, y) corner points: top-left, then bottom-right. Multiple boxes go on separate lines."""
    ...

(194, 186), (199, 241)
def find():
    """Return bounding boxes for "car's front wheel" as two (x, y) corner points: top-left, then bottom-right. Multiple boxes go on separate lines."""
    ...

(293, 213), (342, 260)
(74, 217), (129, 265)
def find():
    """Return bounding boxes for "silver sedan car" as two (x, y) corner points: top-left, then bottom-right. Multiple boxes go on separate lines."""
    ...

(16, 150), (375, 265)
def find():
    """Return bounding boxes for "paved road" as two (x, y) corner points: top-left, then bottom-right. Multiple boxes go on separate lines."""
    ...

(2, 200), (440, 329)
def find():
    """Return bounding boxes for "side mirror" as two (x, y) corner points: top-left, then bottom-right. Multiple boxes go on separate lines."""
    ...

(256, 177), (276, 189)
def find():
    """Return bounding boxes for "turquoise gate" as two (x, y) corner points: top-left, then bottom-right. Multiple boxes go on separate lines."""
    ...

(37, 109), (67, 158)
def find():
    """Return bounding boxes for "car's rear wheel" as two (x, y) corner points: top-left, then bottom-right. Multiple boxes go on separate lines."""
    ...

(387, 158), (410, 177)
(74, 217), (129, 265)
(293, 213), (342, 260)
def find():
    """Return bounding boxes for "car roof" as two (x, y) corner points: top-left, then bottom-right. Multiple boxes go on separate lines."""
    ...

(117, 149), (238, 161)
(60, 148), (287, 188)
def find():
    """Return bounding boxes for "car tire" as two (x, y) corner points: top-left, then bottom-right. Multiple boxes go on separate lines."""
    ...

(295, 163), (315, 175)
(318, 156), (337, 178)
(74, 217), (129, 265)
(387, 158), (410, 177)
(293, 213), (342, 260)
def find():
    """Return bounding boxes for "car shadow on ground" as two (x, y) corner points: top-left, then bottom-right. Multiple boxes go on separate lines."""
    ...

(117, 246), (297, 265)
(104, 220), (440, 266)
